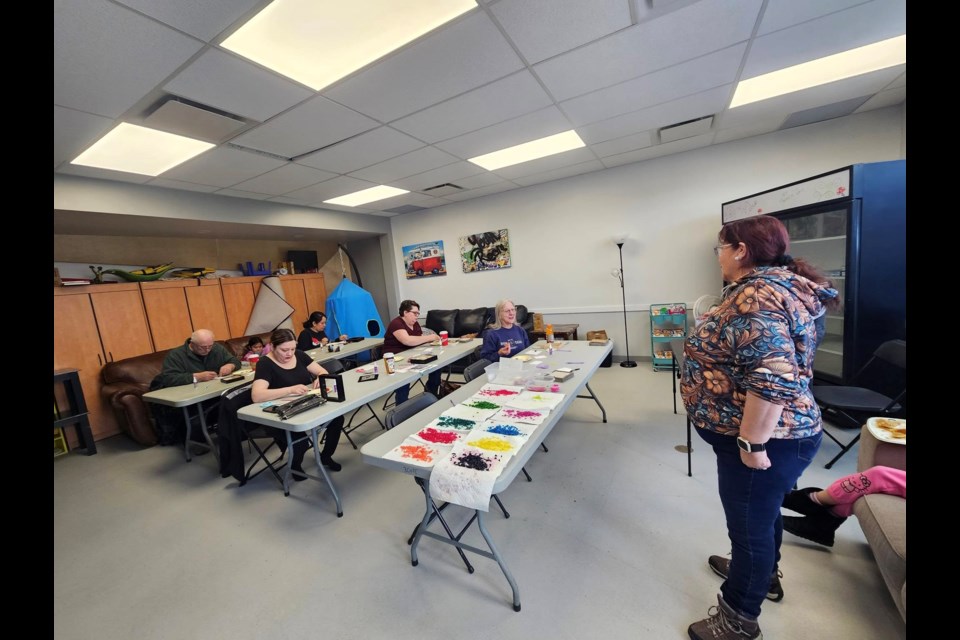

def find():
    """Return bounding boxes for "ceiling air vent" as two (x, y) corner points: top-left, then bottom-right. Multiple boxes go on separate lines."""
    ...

(143, 97), (251, 143)
(420, 183), (464, 197)
(658, 115), (714, 143)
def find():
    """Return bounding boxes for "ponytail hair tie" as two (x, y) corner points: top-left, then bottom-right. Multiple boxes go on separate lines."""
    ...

(777, 254), (794, 266)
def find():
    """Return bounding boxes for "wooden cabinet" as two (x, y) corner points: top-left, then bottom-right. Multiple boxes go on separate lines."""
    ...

(53, 283), (153, 445)
(141, 279), (230, 350)
(52, 273), (325, 444)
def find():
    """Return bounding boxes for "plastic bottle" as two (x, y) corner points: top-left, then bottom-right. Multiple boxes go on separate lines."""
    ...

(383, 352), (395, 374)
(545, 324), (554, 355)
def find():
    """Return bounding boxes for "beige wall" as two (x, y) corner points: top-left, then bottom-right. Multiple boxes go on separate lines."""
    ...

(53, 234), (340, 272)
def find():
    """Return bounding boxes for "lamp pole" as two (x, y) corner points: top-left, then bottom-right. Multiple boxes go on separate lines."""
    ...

(617, 241), (637, 368)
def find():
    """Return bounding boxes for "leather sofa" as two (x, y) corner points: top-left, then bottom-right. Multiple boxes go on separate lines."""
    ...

(853, 424), (906, 621)
(100, 333), (271, 446)
(424, 305), (535, 338)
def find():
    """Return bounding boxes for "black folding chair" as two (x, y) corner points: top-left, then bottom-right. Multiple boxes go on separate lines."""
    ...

(217, 383), (285, 488)
(813, 339), (906, 469)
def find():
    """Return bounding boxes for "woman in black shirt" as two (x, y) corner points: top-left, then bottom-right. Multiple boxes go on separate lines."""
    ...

(297, 311), (347, 351)
(253, 328), (344, 475)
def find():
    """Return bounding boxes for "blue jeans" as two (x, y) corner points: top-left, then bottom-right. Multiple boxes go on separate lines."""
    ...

(394, 370), (442, 405)
(697, 428), (822, 618)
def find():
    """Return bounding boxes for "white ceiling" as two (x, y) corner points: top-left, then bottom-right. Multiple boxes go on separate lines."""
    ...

(54, 0), (906, 231)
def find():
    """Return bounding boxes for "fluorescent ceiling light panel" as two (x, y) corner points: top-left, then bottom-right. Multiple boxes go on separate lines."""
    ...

(730, 35), (906, 108)
(70, 123), (215, 176)
(468, 130), (586, 171)
(324, 185), (409, 207)
(222, 0), (478, 91)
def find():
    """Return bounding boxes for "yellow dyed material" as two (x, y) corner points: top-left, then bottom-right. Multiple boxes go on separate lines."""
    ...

(468, 437), (514, 452)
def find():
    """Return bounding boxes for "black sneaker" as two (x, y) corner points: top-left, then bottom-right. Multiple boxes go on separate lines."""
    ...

(781, 487), (826, 516)
(320, 456), (342, 472)
(783, 513), (847, 547)
(708, 555), (783, 602)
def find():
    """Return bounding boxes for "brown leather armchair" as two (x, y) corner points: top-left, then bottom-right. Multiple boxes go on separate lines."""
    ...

(100, 333), (272, 446)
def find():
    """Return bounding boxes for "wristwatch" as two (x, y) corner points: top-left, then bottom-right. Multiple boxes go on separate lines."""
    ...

(737, 436), (766, 453)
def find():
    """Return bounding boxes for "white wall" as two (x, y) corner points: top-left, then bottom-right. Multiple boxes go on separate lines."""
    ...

(387, 106), (905, 359)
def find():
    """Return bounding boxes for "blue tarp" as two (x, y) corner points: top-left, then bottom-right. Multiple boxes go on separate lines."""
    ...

(325, 278), (385, 341)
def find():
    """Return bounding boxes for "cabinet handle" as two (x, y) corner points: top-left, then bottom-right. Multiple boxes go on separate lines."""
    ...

(97, 353), (103, 366)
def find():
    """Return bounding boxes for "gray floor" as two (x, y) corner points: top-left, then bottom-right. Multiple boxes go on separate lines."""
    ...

(54, 365), (906, 639)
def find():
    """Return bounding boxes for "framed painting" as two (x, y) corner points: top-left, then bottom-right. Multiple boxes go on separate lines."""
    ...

(402, 240), (447, 279)
(459, 229), (511, 273)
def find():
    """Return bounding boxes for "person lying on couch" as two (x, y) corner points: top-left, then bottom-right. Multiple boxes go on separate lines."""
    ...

(480, 299), (530, 362)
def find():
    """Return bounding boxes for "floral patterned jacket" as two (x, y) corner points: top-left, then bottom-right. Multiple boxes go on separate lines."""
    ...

(681, 266), (838, 439)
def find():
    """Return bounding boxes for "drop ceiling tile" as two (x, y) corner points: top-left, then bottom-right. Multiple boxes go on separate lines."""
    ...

(442, 182), (520, 201)
(296, 127), (425, 174)
(284, 175), (380, 204)
(512, 159), (606, 186)
(579, 85), (731, 144)
(56, 163), (154, 184)
(231, 96), (378, 159)
(366, 192), (444, 213)
(164, 49), (314, 122)
(713, 118), (785, 144)
(853, 87), (906, 113)
(391, 161), (486, 192)
(114, 0), (262, 41)
(434, 106), (573, 159)
(391, 71), (553, 143)
(589, 131), (655, 157)
(601, 132), (715, 168)
(533, 0), (762, 101)
(720, 66), (903, 129)
(492, 146), (597, 179)
(325, 12), (524, 122)
(561, 44), (745, 126)
(230, 164), (338, 196)
(781, 97), (871, 129)
(452, 172), (510, 190)
(147, 177), (222, 193)
(55, 0), (204, 117)
(886, 72), (905, 89)
(743, 0), (906, 78)
(54, 105), (114, 168)
(162, 145), (286, 187)
(490, 0), (632, 64)
(214, 188), (274, 200)
(756, 0), (869, 36)
(349, 147), (461, 183)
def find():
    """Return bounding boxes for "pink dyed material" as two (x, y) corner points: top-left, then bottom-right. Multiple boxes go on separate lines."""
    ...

(417, 428), (459, 444)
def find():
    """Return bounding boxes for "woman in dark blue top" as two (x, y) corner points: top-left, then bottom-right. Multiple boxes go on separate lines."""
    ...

(480, 299), (530, 362)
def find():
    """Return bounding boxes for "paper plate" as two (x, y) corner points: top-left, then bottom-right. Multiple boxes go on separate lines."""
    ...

(866, 417), (906, 445)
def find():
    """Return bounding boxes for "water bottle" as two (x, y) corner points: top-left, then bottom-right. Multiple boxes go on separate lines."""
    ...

(546, 324), (554, 354)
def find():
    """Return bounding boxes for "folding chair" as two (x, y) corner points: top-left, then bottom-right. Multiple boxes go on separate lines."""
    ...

(463, 358), (534, 483)
(813, 339), (906, 469)
(319, 358), (385, 449)
(217, 383), (285, 488)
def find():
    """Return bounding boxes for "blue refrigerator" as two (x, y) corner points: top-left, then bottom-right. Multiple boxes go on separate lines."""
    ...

(721, 159), (906, 385)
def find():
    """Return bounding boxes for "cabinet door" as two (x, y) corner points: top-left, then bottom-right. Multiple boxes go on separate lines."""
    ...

(184, 280), (230, 338)
(302, 274), (327, 318)
(90, 286), (154, 362)
(53, 291), (120, 444)
(141, 283), (193, 350)
(221, 279), (258, 337)
(280, 278), (308, 331)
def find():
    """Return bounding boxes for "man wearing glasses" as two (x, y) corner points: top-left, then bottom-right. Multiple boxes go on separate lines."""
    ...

(149, 329), (241, 446)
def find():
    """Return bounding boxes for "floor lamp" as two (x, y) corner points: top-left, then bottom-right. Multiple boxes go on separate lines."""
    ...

(612, 237), (637, 368)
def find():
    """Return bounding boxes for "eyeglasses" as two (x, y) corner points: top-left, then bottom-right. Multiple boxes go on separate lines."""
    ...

(193, 343), (214, 351)
(407, 310), (421, 316)
(713, 243), (733, 256)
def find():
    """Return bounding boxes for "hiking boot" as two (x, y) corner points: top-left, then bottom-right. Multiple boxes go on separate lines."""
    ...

(783, 513), (847, 547)
(781, 487), (826, 517)
(708, 555), (784, 602)
(688, 594), (762, 640)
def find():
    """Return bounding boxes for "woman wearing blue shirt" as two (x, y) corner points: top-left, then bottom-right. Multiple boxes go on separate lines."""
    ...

(480, 299), (530, 362)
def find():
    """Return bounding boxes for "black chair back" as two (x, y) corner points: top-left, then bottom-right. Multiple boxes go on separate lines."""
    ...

(385, 392), (438, 430)
(463, 358), (493, 383)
